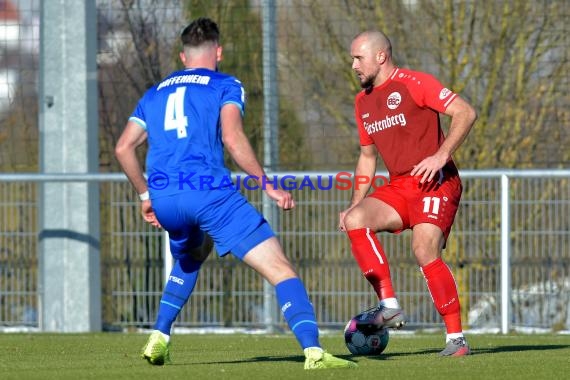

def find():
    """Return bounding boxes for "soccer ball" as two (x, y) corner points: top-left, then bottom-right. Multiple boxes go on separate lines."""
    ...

(344, 311), (389, 355)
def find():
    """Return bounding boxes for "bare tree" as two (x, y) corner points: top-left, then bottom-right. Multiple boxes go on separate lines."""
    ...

(282, 0), (569, 169)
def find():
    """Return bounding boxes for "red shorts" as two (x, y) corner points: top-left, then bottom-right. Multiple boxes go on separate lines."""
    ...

(368, 172), (462, 240)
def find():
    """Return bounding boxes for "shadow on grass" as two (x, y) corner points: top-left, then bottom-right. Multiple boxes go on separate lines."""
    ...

(369, 343), (570, 358)
(189, 355), (303, 365)
(469, 344), (570, 355)
(190, 353), (360, 366)
(174, 344), (570, 366)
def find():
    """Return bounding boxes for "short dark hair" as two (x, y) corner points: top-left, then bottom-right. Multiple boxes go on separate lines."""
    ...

(180, 17), (220, 47)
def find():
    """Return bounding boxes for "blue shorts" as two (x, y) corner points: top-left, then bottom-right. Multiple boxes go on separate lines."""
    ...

(151, 188), (275, 260)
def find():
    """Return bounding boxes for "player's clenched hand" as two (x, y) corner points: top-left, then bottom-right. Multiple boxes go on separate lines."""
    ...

(265, 187), (295, 210)
(410, 153), (448, 184)
(141, 200), (162, 228)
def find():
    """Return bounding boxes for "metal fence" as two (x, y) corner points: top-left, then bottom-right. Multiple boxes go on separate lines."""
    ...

(1, 1), (569, 172)
(1, 170), (568, 333)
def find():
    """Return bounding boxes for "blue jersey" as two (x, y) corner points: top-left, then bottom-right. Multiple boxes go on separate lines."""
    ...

(129, 68), (245, 198)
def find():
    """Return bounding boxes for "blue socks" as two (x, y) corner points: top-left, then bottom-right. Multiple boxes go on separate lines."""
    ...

(154, 261), (320, 350)
(154, 255), (202, 335)
(275, 277), (320, 349)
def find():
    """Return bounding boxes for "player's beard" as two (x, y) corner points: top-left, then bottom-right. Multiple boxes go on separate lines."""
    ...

(360, 73), (375, 89)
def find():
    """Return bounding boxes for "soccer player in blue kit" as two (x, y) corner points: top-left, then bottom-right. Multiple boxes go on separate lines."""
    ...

(115, 17), (356, 370)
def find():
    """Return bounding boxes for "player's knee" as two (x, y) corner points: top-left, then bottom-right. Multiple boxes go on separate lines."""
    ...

(242, 239), (298, 284)
(263, 267), (297, 286)
(412, 245), (440, 267)
(343, 207), (366, 230)
(272, 256), (297, 277)
(265, 255), (298, 285)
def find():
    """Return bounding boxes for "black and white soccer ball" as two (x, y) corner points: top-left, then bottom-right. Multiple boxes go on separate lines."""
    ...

(344, 311), (390, 355)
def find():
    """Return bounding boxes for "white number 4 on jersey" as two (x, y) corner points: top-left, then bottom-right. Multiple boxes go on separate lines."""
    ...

(164, 87), (188, 138)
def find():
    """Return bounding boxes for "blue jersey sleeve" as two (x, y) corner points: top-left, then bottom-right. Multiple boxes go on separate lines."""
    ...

(128, 93), (150, 130)
(221, 77), (246, 115)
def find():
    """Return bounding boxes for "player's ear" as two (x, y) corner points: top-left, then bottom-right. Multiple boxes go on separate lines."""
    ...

(179, 51), (187, 65)
(376, 51), (385, 64)
(216, 45), (223, 62)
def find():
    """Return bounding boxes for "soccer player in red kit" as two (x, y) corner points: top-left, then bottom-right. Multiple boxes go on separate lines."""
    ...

(339, 30), (477, 356)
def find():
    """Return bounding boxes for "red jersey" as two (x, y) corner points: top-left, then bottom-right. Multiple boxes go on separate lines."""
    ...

(355, 67), (458, 178)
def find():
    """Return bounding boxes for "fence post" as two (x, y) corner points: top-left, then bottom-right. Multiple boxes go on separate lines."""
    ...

(262, 0), (279, 333)
(500, 174), (511, 334)
(38, 0), (100, 332)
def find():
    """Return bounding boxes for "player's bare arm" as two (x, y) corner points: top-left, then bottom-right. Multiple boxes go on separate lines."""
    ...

(115, 121), (161, 228)
(411, 96), (477, 183)
(339, 144), (377, 231)
(220, 104), (295, 210)
(115, 121), (148, 193)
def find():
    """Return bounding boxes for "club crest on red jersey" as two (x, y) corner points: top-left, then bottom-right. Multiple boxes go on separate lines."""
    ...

(387, 92), (401, 110)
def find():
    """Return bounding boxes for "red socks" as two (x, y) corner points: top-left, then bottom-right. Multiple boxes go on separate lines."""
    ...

(421, 257), (462, 333)
(347, 228), (395, 300)
(347, 228), (462, 334)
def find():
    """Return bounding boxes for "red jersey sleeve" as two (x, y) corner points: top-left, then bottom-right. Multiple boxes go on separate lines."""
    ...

(355, 92), (374, 146)
(406, 71), (457, 113)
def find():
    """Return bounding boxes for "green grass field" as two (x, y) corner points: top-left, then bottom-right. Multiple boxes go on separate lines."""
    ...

(1, 332), (568, 379)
